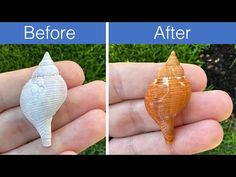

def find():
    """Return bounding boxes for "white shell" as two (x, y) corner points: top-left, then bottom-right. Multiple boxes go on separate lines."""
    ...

(20, 52), (68, 147)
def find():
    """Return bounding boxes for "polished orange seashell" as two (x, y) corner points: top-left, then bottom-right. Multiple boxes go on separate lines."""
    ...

(144, 51), (192, 144)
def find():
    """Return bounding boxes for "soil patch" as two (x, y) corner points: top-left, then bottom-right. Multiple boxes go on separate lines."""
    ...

(200, 44), (236, 114)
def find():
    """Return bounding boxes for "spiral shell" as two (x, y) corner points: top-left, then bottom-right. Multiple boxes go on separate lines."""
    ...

(20, 52), (68, 147)
(144, 51), (192, 144)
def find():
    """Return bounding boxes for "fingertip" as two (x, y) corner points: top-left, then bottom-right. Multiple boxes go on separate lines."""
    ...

(55, 61), (85, 88)
(197, 66), (208, 90)
(213, 90), (233, 121)
(90, 109), (106, 137)
(184, 90), (233, 123)
(60, 151), (77, 155)
(91, 81), (106, 111)
(183, 64), (207, 91)
(204, 120), (224, 151)
(172, 120), (224, 154)
(75, 109), (106, 144)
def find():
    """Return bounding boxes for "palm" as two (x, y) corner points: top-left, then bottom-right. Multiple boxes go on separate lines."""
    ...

(109, 63), (232, 154)
(0, 61), (105, 154)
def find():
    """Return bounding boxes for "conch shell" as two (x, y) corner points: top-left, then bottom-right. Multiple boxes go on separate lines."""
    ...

(144, 51), (192, 144)
(20, 52), (68, 147)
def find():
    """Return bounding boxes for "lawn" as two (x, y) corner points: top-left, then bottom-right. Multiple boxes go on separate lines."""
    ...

(0, 44), (106, 155)
(110, 44), (235, 155)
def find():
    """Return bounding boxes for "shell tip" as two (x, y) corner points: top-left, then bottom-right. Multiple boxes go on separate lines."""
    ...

(166, 51), (180, 65)
(37, 117), (53, 147)
(170, 51), (176, 56)
(42, 137), (52, 147)
(165, 139), (173, 144)
(38, 51), (54, 66)
(43, 51), (51, 59)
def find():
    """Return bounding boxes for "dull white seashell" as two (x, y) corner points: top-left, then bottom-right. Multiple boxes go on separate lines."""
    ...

(20, 52), (68, 147)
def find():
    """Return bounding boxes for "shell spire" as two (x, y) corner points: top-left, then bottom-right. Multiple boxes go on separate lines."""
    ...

(32, 52), (59, 78)
(39, 52), (54, 66)
(157, 51), (184, 78)
(166, 51), (180, 65)
(144, 51), (192, 144)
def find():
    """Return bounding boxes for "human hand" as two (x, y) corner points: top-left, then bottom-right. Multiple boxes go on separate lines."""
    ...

(109, 63), (233, 154)
(0, 61), (105, 154)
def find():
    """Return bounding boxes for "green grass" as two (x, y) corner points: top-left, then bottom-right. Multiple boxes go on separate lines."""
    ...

(0, 44), (105, 155)
(80, 138), (106, 155)
(110, 44), (208, 65)
(110, 44), (235, 155)
(0, 44), (105, 82)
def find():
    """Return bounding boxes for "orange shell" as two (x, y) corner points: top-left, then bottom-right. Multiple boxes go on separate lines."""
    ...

(144, 51), (192, 144)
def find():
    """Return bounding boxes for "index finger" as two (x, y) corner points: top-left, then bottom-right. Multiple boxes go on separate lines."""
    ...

(109, 63), (207, 104)
(0, 61), (85, 112)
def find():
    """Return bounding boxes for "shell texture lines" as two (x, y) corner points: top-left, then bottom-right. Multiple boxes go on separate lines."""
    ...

(20, 52), (67, 147)
(144, 51), (192, 144)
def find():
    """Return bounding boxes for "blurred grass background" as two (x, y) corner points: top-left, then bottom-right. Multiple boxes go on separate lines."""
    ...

(0, 44), (105, 155)
(110, 44), (235, 155)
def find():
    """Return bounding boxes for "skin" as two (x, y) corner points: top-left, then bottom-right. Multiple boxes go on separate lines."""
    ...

(109, 63), (233, 154)
(0, 61), (105, 154)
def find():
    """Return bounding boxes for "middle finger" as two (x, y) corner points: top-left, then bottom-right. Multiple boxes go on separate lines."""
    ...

(109, 90), (232, 137)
